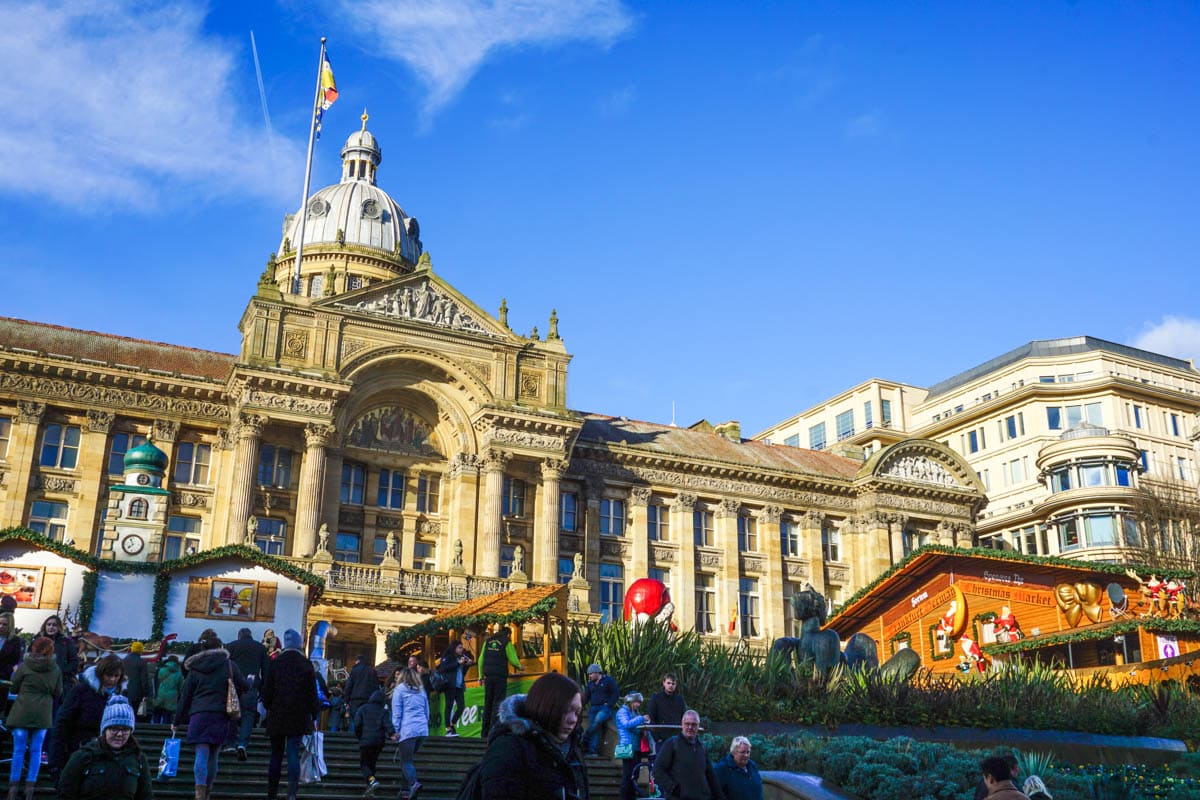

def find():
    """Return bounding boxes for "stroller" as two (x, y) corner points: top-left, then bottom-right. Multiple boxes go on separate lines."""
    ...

(629, 727), (661, 798)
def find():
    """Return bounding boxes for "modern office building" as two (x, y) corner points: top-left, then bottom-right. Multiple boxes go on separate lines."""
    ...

(0, 121), (984, 664)
(757, 338), (1200, 565)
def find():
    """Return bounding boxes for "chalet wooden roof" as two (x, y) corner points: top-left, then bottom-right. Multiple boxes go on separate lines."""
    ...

(433, 583), (566, 621)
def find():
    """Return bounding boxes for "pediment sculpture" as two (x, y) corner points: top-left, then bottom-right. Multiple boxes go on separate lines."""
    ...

(882, 455), (956, 487)
(339, 278), (497, 337)
(345, 406), (441, 456)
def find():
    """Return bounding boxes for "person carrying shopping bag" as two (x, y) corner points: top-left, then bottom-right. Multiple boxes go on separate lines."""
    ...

(174, 632), (249, 800)
(6, 636), (62, 800)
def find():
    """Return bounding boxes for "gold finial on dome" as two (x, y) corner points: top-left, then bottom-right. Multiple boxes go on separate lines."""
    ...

(361, 109), (369, 131)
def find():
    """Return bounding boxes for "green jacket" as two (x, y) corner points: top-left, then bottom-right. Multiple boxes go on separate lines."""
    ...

(6, 653), (62, 729)
(154, 660), (182, 711)
(58, 738), (152, 800)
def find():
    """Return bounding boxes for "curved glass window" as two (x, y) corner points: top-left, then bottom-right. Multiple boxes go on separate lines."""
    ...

(1053, 507), (1140, 551)
(1046, 457), (1138, 493)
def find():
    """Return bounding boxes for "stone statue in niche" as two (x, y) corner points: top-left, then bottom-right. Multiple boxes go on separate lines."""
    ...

(452, 539), (464, 568)
(572, 552), (584, 580)
(346, 406), (440, 456)
(245, 516), (258, 545)
(512, 545), (525, 576)
(317, 524), (330, 554)
(385, 531), (398, 561)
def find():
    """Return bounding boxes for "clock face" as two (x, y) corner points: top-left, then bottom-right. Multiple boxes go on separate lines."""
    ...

(136, 474), (150, 486)
(121, 535), (145, 556)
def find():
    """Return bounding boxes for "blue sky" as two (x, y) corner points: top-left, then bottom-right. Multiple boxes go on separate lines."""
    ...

(2, 1), (1198, 436)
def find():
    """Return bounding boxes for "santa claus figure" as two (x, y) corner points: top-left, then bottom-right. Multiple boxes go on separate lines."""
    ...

(960, 635), (987, 673)
(994, 606), (1022, 643)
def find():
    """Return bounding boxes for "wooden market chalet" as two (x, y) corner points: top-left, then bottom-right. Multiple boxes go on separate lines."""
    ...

(825, 545), (1200, 685)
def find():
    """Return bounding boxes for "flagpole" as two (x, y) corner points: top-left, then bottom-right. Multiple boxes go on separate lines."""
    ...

(291, 38), (328, 295)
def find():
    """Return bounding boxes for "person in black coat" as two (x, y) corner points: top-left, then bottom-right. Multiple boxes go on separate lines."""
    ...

(343, 653), (378, 718)
(436, 641), (473, 736)
(351, 688), (394, 794)
(261, 629), (319, 800)
(120, 643), (150, 720)
(50, 654), (125, 774)
(175, 635), (248, 799)
(225, 627), (270, 757)
(0, 611), (24, 684)
(478, 672), (588, 800)
(653, 710), (722, 800)
(645, 673), (687, 747)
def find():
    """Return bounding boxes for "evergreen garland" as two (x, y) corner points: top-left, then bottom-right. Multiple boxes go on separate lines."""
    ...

(78, 570), (99, 630)
(984, 617), (1200, 656)
(151, 572), (172, 640)
(385, 596), (559, 656)
(888, 630), (912, 656)
(159, 544), (325, 589)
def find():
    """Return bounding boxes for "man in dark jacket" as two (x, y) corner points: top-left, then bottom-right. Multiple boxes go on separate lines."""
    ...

(714, 736), (763, 800)
(261, 629), (319, 800)
(343, 653), (379, 719)
(645, 672), (687, 747)
(121, 643), (150, 720)
(480, 626), (522, 738)
(581, 663), (619, 756)
(225, 627), (271, 760)
(653, 710), (721, 800)
(352, 688), (394, 794)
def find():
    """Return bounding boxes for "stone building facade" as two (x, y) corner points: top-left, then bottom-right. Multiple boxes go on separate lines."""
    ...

(0, 122), (984, 664)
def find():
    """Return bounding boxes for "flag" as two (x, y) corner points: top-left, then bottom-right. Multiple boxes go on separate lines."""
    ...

(314, 52), (338, 139)
(727, 606), (738, 635)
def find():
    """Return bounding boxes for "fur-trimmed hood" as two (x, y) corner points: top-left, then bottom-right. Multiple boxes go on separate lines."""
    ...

(496, 692), (537, 737)
(80, 663), (126, 694)
(183, 647), (231, 675)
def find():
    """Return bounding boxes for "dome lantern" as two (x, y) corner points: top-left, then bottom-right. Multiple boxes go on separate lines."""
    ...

(341, 109), (381, 185)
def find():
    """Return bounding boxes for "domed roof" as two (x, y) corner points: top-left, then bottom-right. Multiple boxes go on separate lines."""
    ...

(280, 112), (422, 263)
(124, 438), (168, 475)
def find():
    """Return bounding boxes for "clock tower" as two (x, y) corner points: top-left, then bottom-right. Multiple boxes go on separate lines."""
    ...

(101, 438), (170, 563)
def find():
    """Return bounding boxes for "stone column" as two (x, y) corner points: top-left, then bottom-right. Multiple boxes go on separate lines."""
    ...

(800, 511), (827, 595)
(716, 498), (741, 640)
(77, 411), (117, 554)
(582, 477), (605, 596)
(863, 513), (892, 588)
(1, 402), (45, 524)
(759, 505), (785, 640)
(295, 423), (334, 557)
(226, 413), (265, 545)
(628, 486), (651, 581)
(447, 454), (480, 573)
(889, 514), (910, 566)
(477, 449), (509, 577)
(534, 459), (566, 584)
(670, 493), (697, 634)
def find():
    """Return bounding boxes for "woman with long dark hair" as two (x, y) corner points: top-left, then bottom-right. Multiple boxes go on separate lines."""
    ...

(478, 671), (588, 800)
(174, 632), (248, 800)
(50, 653), (123, 775)
(434, 640), (472, 737)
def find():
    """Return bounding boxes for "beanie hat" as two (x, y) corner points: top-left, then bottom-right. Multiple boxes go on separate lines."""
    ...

(129, 641), (144, 654)
(624, 692), (643, 704)
(586, 663), (602, 675)
(101, 695), (136, 732)
(283, 629), (303, 650)
(1023, 776), (1052, 799)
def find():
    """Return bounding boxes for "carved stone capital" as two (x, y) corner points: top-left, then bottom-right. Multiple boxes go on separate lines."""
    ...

(237, 413), (267, 440)
(16, 401), (45, 426)
(669, 492), (697, 511)
(450, 452), (482, 478)
(214, 427), (235, 451)
(153, 419), (181, 442)
(800, 510), (826, 528)
(540, 458), (569, 481)
(628, 486), (652, 505)
(716, 498), (741, 518)
(888, 513), (910, 529)
(758, 504), (783, 524)
(483, 449), (511, 473)
(304, 422), (336, 449)
(84, 410), (115, 434)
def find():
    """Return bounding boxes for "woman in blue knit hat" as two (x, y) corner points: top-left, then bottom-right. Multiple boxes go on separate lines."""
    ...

(57, 695), (151, 800)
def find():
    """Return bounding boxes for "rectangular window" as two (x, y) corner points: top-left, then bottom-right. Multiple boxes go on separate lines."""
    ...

(416, 474), (440, 514)
(1017, 525), (1038, 555)
(40, 424), (80, 469)
(693, 509), (714, 547)
(499, 545), (515, 578)
(560, 492), (578, 532)
(1115, 464), (1133, 486)
(1005, 415), (1019, 441)
(1171, 414), (1182, 437)
(649, 567), (669, 586)
(599, 563), (624, 623)
(413, 541), (436, 570)
(880, 399), (892, 426)
(1133, 405), (1144, 429)
(109, 432), (147, 475)
(647, 502), (669, 541)
(1047, 407), (1062, 430)
(1009, 458), (1024, 486)
(863, 401), (874, 429)
(1085, 512), (1116, 547)
(1139, 450), (1151, 473)
(502, 477), (526, 517)
(0, 416), (10, 458)
(1057, 517), (1081, 550)
(309, 274), (324, 297)
(968, 430), (980, 453)
(1080, 463), (1106, 487)
(836, 410), (855, 441)
(255, 518), (286, 556)
(173, 441), (211, 485)
(599, 498), (626, 536)
(377, 469), (405, 509)
(737, 515), (757, 552)
(783, 434), (800, 447)
(1085, 402), (1102, 425)
(557, 557), (574, 585)
(340, 462), (365, 505)
(780, 519), (800, 557)
(738, 578), (761, 638)
(808, 422), (826, 450)
(256, 445), (293, 489)
(822, 523), (840, 562)
(1039, 375), (1055, 384)
(695, 574), (716, 634)
(977, 469), (991, 491)
(335, 531), (361, 562)
(1178, 457), (1189, 481)
(164, 516), (201, 560)
(28, 500), (69, 541)
(373, 534), (389, 564)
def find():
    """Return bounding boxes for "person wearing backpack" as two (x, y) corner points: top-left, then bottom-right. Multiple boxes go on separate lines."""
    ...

(352, 688), (393, 796)
(390, 667), (430, 800)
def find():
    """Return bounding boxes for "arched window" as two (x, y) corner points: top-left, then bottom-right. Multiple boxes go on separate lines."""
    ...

(128, 498), (148, 520)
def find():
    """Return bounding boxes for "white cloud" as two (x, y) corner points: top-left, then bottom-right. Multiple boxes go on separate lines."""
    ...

(342, 0), (634, 119)
(0, 2), (299, 211)
(1133, 316), (1200, 362)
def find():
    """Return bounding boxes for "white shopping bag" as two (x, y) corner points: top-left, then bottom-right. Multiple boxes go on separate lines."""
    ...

(298, 732), (328, 784)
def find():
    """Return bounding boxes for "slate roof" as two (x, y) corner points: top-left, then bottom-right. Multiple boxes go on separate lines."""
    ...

(575, 413), (862, 479)
(0, 317), (235, 381)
